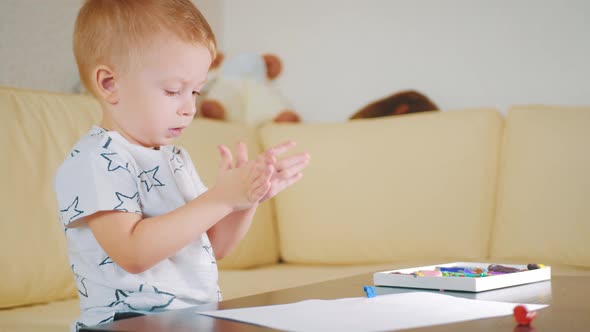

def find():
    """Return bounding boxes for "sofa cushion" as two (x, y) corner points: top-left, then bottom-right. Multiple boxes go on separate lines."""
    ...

(490, 105), (590, 267)
(0, 298), (79, 332)
(259, 109), (503, 264)
(177, 119), (279, 269)
(0, 87), (100, 308)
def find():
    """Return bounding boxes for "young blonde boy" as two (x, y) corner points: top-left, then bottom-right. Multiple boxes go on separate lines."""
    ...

(54, 1), (309, 330)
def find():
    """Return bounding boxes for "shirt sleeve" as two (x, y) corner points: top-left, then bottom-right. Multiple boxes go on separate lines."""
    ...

(54, 150), (142, 227)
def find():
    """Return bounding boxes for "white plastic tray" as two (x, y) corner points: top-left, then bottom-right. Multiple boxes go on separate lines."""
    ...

(373, 262), (551, 293)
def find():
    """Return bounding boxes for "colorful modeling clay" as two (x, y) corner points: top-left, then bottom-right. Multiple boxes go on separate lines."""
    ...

(488, 264), (523, 274)
(418, 270), (442, 277)
(388, 263), (541, 279)
(526, 263), (545, 270)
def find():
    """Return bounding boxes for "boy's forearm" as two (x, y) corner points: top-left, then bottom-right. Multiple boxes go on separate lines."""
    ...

(207, 204), (258, 259)
(125, 188), (233, 273)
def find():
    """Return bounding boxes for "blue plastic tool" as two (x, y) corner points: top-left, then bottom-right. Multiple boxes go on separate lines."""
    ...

(363, 286), (377, 298)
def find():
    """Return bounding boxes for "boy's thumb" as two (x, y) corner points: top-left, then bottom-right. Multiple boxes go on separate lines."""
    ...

(218, 145), (233, 171)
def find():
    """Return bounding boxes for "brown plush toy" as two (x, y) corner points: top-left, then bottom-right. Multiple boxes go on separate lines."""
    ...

(197, 52), (300, 126)
(350, 90), (439, 120)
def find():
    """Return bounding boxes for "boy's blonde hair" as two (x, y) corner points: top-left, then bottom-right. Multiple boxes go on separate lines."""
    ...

(73, 0), (217, 97)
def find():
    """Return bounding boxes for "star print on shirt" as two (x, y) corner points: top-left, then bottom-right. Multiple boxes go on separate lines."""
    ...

(75, 322), (89, 330)
(96, 315), (114, 325)
(113, 192), (140, 213)
(107, 285), (176, 311)
(202, 245), (216, 264)
(90, 128), (106, 137)
(60, 196), (84, 226)
(72, 265), (88, 298)
(170, 149), (185, 174)
(138, 166), (165, 192)
(99, 256), (114, 266)
(70, 149), (80, 158)
(101, 152), (130, 173)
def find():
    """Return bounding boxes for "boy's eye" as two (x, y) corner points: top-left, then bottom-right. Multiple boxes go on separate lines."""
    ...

(165, 90), (180, 96)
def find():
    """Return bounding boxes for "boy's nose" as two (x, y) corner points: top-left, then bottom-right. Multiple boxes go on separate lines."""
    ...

(179, 100), (197, 117)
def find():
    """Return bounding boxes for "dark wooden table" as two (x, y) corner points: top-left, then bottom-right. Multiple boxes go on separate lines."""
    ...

(83, 274), (590, 331)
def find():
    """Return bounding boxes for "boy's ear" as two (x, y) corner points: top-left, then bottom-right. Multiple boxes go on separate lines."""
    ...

(94, 65), (119, 104)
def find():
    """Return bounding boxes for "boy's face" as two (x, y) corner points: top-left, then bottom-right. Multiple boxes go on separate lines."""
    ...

(109, 34), (212, 148)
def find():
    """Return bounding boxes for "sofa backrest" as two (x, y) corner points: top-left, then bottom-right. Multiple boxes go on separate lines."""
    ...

(0, 87), (279, 309)
(259, 109), (504, 264)
(0, 87), (101, 308)
(490, 105), (590, 267)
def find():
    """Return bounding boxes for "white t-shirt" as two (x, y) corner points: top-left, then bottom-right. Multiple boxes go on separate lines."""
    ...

(54, 126), (220, 331)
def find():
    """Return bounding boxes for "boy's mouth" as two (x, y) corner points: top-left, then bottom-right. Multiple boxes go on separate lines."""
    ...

(168, 127), (185, 137)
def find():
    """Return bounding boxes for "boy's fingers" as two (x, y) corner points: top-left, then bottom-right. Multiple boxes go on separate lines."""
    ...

(252, 165), (274, 184)
(275, 153), (310, 171)
(261, 165), (275, 181)
(217, 145), (233, 171)
(259, 152), (276, 165)
(277, 159), (309, 179)
(235, 142), (248, 168)
(262, 173), (301, 201)
(282, 172), (303, 187)
(266, 140), (297, 158)
(254, 159), (274, 174)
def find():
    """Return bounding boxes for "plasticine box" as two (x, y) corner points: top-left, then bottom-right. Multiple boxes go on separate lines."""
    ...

(373, 262), (551, 293)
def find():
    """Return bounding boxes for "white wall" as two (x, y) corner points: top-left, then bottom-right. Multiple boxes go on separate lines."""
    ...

(2, 1), (589, 123)
(222, 0), (590, 122)
(0, 0), (81, 93)
(0, 0), (223, 93)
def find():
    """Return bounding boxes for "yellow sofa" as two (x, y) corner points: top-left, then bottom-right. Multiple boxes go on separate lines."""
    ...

(1, 86), (589, 331)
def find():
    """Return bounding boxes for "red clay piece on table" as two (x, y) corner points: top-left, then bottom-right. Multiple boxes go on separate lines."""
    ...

(513, 305), (537, 326)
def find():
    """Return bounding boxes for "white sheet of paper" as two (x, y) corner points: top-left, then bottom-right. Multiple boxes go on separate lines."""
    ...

(197, 292), (548, 332)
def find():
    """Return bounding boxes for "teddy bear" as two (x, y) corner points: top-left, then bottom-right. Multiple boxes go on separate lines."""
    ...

(197, 52), (301, 126)
(349, 90), (439, 120)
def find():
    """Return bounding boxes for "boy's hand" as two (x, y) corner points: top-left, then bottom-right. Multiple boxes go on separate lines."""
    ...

(214, 143), (274, 211)
(257, 140), (310, 203)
